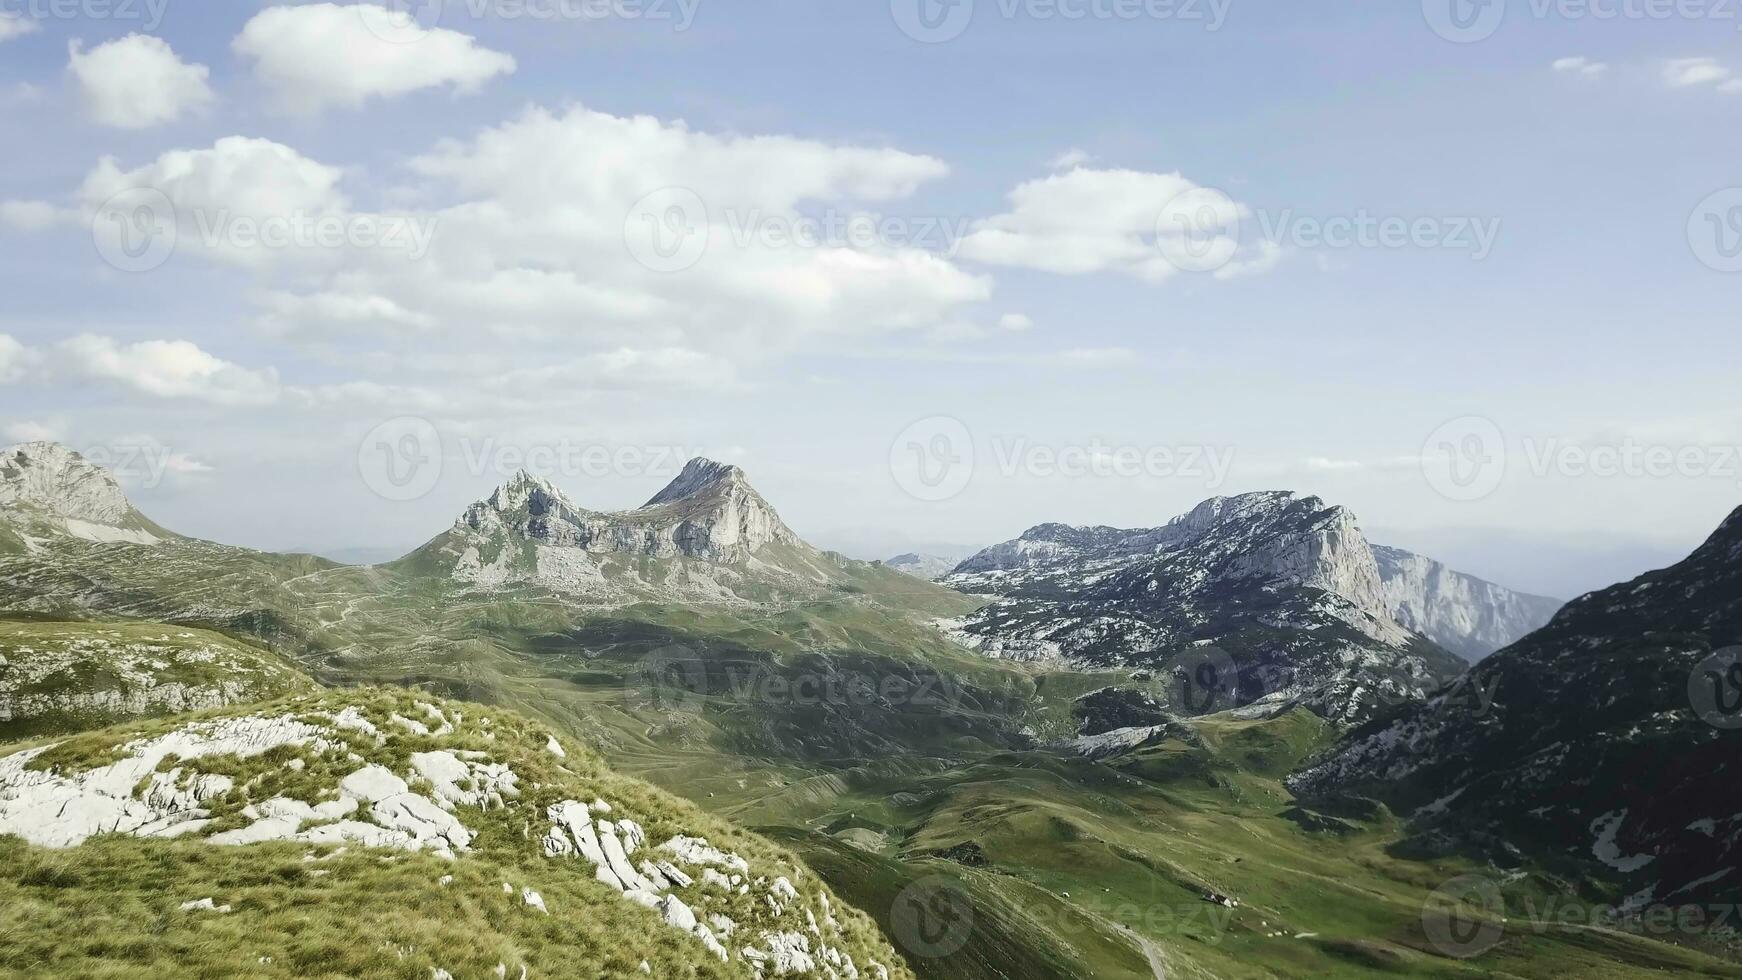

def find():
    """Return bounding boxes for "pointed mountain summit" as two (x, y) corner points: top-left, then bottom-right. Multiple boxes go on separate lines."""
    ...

(0, 442), (170, 549)
(635, 458), (798, 560)
(401, 458), (817, 598)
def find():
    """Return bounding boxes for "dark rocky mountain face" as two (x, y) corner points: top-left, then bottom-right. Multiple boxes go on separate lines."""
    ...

(1291, 506), (1742, 908)
(941, 491), (1468, 723)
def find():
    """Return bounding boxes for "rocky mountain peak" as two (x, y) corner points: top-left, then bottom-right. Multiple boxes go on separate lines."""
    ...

(0, 441), (143, 531)
(1705, 504), (1742, 559)
(486, 470), (578, 516)
(1145, 491), (1390, 621)
(641, 458), (749, 509)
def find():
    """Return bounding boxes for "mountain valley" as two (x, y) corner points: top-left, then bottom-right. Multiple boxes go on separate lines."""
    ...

(1, 441), (1738, 979)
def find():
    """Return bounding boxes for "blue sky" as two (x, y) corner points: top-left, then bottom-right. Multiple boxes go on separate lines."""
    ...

(2, 0), (1740, 597)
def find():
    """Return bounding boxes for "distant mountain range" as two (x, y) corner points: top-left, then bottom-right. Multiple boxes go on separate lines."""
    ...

(882, 552), (969, 581)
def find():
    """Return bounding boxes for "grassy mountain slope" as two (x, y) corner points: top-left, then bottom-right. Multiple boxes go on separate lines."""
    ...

(0, 617), (318, 740)
(0, 687), (911, 979)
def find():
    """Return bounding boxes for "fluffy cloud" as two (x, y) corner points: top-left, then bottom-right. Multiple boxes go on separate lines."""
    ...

(56, 335), (282, 406)
(67, 35), (214, 129)
(81, 137), (346, 218)
(1552, 56), (1608, 78)
(77, 137), (353, 268)
(1663, 57), (1733, 89)
(0, 13), (37, 42)
(959, 166), (1255, 282)
(0, 334), (41, 383)
(34, 102), (1007, 422)
(233, 4), (516, 113)
(270, 103), (984, 348)
(997, 313), (1034, 332)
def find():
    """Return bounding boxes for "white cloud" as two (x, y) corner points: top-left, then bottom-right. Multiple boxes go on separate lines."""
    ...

(0, 200), (71, 231)
(0, 82), (44, 107)
(77, 137), (351, 268)
(56, 335), (282, 406)
(35, 103), (1002, 422)
(1213, 239), (1283, 280)
(0, 334), (42, 383)
(233, 4), (516, 114)
(350, 104), (981, 347)
(1552, 56), (1608, 77)
(67, 35), (213, 129)
(1050, 148), (1092, 170)
(1664, 57), (1732, 89)
(255, 289), (438, 338)
(959, 166), (1256, 282)
(1720, 79), (1742, 94)
(56, 105), (983, 356)
(3, 420), (61, 443)
(997, 313), (1034, 331)
(484, 347), (742, 392)
(0, 13), (38, 42)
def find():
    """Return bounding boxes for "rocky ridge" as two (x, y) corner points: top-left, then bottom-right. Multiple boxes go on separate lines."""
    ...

(0, 620), (316, 736)
(403, 459), (863, 602)
(1290, 505), (1742, 909)
(942, 492), (1467, 723)
(0, 442), (169, 549)
(1372, 544), (1563, 661)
